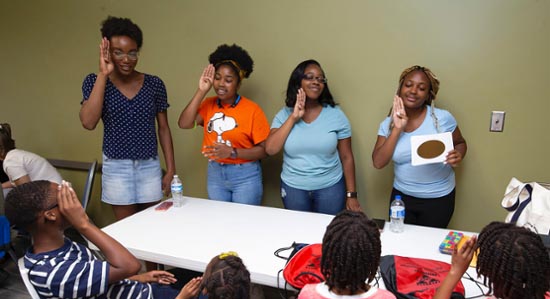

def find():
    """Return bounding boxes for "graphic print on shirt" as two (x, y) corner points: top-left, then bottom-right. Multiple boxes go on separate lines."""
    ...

(207, 112), (238, 146)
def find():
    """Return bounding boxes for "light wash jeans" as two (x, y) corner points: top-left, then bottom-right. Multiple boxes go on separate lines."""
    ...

(207, 160), (263, 205)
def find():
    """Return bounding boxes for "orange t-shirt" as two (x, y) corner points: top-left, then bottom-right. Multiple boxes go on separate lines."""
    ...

(198, 96), (270, 164)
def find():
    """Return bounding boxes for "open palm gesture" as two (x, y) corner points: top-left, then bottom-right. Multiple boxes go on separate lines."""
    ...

(292, 88), (306, 121)
(199, 64), (215, 92)
(99, 37), (114, 76)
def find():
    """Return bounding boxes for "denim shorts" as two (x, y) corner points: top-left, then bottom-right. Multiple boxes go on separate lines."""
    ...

(101, 154), (163, 205)
(207, 160), (263, 205)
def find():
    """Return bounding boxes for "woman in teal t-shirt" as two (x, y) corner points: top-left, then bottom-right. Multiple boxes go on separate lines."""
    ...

(266, 59), (361, 215)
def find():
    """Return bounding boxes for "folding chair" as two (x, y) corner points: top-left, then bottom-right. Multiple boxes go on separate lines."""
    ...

(18, 258), (40, 299)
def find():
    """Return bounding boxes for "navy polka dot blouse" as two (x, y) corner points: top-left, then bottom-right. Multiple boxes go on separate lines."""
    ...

(81, 73), (169, 160)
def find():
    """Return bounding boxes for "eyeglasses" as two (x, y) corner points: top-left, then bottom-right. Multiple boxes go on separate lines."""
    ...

(112, 50), (139, 61)
(302, 74), (327, 84)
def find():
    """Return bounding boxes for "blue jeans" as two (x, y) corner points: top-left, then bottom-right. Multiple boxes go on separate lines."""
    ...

(207, 161), (263, 205)
(151, 284), (180, 299)
(280, 176), (345, 215)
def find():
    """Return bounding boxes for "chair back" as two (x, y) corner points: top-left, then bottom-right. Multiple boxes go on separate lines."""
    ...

(81, 160), (98, 211)
(18, 257), (41, 299)
(47, 159), (98, 209)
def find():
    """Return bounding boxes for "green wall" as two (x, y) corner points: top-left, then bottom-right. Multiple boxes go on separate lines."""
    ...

(1, 0), (549, 231)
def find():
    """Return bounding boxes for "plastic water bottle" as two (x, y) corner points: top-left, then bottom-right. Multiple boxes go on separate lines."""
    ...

(170, 175), (183, 207)
(390, 195), (405, 233)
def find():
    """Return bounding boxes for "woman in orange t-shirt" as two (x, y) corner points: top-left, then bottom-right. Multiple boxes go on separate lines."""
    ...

(178, 44), (269, 205)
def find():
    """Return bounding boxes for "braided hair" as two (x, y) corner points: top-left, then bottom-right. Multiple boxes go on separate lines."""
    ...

(0, 123), (15, 158)
(208, 44), (254, 84)
(4, 180), (53, 230)
(389, 65), (441, 133)
(101, 16), (143, 50)
(201, 254), (251, 299)
(476, 221), (550, 299)
(321, 210), (380, 295)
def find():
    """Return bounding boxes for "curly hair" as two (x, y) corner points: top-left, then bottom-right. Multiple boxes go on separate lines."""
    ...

(321, 210), (380, 295)
(0, 123), (16, 157)
(201, 254), (251, 299)
(208, 44), (254, 83)
(476, 221), (550, 299)
(5, 180), (52, 230)
(101, 16), (143, 50)
(285, 59), (336, 108)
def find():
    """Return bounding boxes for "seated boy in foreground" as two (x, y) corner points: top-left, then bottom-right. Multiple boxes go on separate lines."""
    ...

(5, 180), (201, 299)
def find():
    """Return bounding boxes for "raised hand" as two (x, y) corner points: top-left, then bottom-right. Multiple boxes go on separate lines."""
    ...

(392, 95), (408, 130)
(99, 37), (114, 76)
(292, 88), (306, 121)
(199, 64), (215, 92)
(450, 236), (477, 276)
(177, 277), (202, 299)
(57, 181), (89, 230)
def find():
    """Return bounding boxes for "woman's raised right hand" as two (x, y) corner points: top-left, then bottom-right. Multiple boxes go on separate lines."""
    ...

(199, 64), (215, 92)
(99, 37), (114, 76)
(292, 88), (306, 121)
(392, 95), (408, 130)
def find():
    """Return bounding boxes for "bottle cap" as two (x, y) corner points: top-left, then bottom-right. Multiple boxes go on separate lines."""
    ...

(395, 195), (402, 200)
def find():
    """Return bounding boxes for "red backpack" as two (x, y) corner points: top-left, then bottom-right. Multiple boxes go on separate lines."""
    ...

(380, 255), (465, 299)
(275, 242), (324, 290)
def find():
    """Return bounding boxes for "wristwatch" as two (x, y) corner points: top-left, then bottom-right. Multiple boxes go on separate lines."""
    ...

(230, 147), (238, 159)
(346, 191), (357, 198)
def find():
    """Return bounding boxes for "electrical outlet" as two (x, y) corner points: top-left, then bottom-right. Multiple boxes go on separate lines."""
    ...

(490, 111), (505, 132)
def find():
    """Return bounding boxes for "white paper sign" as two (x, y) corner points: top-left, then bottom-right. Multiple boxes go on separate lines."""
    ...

(410, 132), (454, 166)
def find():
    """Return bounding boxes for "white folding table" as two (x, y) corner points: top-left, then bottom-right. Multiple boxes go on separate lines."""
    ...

(95, 197), (486, 296)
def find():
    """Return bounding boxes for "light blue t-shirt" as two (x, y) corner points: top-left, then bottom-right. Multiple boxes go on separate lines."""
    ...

(377, 106), (457, 198)
(271, 105), (351, 190)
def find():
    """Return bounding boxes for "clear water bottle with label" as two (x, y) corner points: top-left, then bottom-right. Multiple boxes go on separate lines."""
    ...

(390, 195), (405, 233)
(170, 174), (183, 207)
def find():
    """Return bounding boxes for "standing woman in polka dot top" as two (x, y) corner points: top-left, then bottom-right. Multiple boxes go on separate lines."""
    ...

(79, 16), (176, 220)
(178, 44), (270, 205)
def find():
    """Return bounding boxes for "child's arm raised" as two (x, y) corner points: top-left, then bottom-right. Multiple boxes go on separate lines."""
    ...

(57, 182), (141, 283)
(433, 236), (477, 299)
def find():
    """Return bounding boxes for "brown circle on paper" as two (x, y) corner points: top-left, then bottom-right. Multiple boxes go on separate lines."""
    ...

(417, 140), (446, 159)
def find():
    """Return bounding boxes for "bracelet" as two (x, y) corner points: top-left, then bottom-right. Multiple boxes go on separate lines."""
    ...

(346, 191), (357, 198)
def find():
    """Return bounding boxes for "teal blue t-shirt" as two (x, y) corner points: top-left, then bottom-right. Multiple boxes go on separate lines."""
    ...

(271, 105), (351, 190)
(377, 105), (457, 198)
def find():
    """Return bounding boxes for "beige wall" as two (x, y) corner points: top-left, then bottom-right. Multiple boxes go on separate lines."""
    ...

(1, 0), (548, 231)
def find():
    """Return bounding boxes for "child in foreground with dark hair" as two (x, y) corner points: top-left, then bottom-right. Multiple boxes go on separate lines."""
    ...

(198, 251), (251, 299)
(434, 221), (550, 299)
(4, 180), (201, 299)
(299, 210), (395, 299)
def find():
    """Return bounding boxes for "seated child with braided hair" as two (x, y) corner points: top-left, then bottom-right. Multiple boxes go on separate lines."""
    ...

(434, 221), (550, 299)
(198, 251), (251, 299)
(299, 210), (395, 299)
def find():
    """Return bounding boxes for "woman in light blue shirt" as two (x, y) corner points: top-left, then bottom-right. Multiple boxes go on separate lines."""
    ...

(266, 60), (361, 215)
(372, 65), (467, 228)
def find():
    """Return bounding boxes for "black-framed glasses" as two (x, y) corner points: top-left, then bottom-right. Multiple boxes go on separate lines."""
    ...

(302, 74), (327, 84)
(112, 50), (139, 61)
